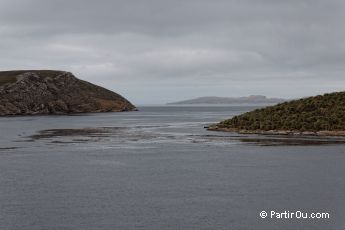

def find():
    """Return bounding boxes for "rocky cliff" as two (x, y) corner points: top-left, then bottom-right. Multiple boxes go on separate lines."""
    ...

(0, 70), (136, 116)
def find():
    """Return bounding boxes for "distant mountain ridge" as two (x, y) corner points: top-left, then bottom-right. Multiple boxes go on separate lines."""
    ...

(168, 95), (286, 105)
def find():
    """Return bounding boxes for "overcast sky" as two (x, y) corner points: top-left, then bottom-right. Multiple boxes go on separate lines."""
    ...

(1, 0), (345, 104)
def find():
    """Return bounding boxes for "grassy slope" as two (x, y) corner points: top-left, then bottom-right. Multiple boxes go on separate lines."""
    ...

(218, 92), (345, 132)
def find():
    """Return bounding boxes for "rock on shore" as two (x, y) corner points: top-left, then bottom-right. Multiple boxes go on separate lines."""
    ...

(0, 70), (136, 116)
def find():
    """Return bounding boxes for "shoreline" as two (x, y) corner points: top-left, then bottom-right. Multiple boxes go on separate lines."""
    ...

(207, 125), (345, 137)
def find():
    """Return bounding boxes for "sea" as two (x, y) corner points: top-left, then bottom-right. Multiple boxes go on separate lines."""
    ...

(0, 105), (344, 230)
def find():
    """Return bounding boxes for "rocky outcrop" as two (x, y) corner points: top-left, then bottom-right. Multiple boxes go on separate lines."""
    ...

(0, 70), (136, 116)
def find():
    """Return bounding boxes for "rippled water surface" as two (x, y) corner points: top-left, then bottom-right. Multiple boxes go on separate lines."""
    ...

(1, 106), (345, 230)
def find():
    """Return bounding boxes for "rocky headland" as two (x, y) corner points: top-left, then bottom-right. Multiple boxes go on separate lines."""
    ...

(0, 70), (136, 116)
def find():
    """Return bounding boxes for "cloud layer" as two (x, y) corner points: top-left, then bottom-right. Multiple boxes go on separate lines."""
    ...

(1, 0), (345, 104)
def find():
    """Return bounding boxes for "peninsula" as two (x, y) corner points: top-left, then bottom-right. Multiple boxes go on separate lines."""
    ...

(0, 70), (136, 116)
(208, 91), (345, 136)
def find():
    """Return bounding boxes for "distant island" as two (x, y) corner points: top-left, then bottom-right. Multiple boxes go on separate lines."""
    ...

(208, 91), (345, 136)
(0, 70), (136, 116)
(168, 95), (286, 105)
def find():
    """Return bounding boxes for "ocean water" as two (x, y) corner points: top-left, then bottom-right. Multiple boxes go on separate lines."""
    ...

(0, 106), (345, 230)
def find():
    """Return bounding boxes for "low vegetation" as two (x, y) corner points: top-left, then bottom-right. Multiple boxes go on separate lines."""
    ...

(218, 92), (345, 132)
(0, 70), (62, 86)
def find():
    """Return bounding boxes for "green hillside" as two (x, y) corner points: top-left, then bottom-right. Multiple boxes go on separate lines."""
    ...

(217, 92), (345, 132)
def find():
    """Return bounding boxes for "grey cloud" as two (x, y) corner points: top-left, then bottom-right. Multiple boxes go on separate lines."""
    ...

(0, 0), (345, 104)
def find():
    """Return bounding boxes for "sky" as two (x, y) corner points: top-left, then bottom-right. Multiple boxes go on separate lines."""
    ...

(0, 0), (345, 104)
